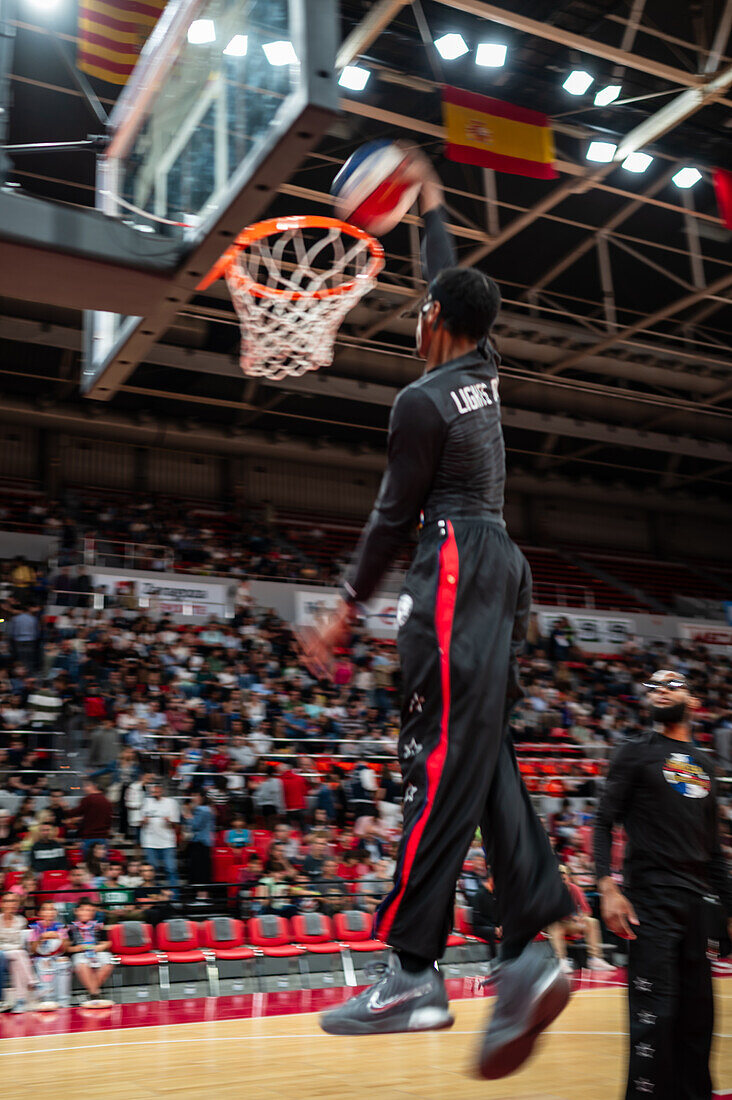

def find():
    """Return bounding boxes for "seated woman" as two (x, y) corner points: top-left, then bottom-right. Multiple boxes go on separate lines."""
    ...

(0, 891), (37, 1012)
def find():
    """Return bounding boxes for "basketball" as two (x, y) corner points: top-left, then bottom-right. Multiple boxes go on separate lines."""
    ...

(331, 140), (421, 236)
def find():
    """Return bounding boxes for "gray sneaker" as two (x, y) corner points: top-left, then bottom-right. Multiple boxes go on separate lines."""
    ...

(319, 956), (454, 1036)
(478, 941), (570, 1079)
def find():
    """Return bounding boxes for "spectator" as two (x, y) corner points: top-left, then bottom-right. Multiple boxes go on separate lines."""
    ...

(46, 788), (70, 831)
(55, 865), (98, 922)
(302, 832), (328, 881)
(547, 865), (614, 973)
(70, 777), (113, 851)
(225, 815), (250, 849)
(140, 781), (180, 890)
(183, 789), (215, 885)
(119, 858), (143, 890)
(67, 899), (115, 1007)
(280, 758), (308, 828)
(29, 820), (68, 874)
(8, 605), (40, 671)
(28, 900), (71, 1009)
(315, 858), (348, 916)
(0, 891), (36, 1012)
(253, 764), (285, 828)
(87, 718), (120, 779)
(237, 855), (264, 919)
(125, 771), (152, 842)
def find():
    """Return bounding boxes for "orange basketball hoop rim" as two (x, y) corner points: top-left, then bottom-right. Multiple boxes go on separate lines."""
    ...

(197, 215), (385, 298)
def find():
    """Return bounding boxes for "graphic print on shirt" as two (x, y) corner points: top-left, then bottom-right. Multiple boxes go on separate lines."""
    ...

(661, 753), (711, 799)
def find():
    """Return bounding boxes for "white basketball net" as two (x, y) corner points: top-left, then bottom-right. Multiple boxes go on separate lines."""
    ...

(223, 220), (382, 381)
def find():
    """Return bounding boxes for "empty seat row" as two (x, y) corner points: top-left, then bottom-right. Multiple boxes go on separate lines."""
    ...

(109, 910), (478, 996)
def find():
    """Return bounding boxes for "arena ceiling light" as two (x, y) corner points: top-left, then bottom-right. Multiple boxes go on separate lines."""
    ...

(622, 151), (653, 173)
(25, 0), (62, 10)
(187, 19), (216, 44)
(586, 140), (617, 163)
(434, 33), (469, 60)
(563, 70), (593, 95)
(223, 34), (248, 57)
(594, 84), (622, 107)
(262, 40), (298, 65)
(672, 166), (702, 189)
(338, 65), (371, 91)
(476, 42), (507, 67)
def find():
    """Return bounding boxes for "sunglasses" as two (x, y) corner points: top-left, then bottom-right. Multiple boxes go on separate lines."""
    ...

(642, 679), (687, 692)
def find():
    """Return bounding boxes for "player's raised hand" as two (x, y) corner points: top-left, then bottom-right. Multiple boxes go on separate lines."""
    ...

(396, 142), (443, 212)
(296, 599), (355, 680)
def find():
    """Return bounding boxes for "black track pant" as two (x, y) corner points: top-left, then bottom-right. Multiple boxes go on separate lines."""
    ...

(625, 891), (714, 1100)
(374, 517), (572, 960)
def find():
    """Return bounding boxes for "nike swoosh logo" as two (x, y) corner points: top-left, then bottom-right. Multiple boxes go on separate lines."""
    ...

(367, 984), (434, 1014)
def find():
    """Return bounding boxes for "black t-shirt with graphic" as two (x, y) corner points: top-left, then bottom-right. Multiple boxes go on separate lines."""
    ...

(594, 731), (732, 916)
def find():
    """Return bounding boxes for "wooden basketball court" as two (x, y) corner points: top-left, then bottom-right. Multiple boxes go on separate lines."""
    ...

(1, 977), (730, 1100)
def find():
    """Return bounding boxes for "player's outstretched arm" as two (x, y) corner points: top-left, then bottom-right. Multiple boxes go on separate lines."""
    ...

(399, 146), (457, 279)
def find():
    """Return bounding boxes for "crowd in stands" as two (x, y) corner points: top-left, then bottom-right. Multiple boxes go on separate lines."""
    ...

(0, 490), (348, 586)
(0, 529), (731, 1009)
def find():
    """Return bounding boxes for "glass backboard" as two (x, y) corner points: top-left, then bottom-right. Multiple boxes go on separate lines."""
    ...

(82, 0), (337, 398)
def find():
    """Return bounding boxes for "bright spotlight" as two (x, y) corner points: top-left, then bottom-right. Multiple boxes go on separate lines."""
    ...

(434, 33), (469, 60)
(338, 65), (370, 91)
(563, 70), (593, 95)
(622, 151), (653, 173)
(594, 84), (621, 106)
(262, 40), (298, 65)
(476, 42), (507, 67)
(223, 34), (248, 57)
(586, 141), (617, 163)
(188, 19), (216, 44)
(672, 166), (702, 189)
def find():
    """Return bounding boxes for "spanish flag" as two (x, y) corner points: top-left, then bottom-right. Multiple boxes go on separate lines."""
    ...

(442, 86), (557, 180)
(77, 0), (166, 85)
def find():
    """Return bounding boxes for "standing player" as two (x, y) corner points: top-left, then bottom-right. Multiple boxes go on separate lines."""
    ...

(308, 152), (572, 1079)
(594, 669), (732, 1099)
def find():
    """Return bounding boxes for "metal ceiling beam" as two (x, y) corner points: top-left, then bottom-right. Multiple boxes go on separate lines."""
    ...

(526, 170), (673, 296)
(615, 63), (732, 160)
(431, 0), (707, 87)
(544, 267), (732, 377)
(336, 0), (413, 70)
(704, 0), (732, 73)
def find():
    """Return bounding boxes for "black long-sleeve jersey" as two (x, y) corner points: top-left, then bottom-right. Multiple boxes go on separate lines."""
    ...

(593, 731), (732, 915)
(344, 208), (505, 604)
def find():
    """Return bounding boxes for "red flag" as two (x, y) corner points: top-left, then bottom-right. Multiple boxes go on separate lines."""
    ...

(713, 168), (732, 230)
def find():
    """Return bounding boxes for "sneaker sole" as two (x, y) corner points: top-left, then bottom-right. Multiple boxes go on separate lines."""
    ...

(320, 1005), (455, 1036)
(478, 967), (570, 1079)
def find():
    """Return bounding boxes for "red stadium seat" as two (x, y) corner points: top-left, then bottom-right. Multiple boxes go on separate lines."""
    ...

(246, 916), (305, 958)
(155, 920), (207, 965)
(155, 919), (209, 996)
(291, 913), (341, 955)
(199, 917), (256, 963)
(40, 869), (71, 894)
(213, 846), (237, 883)
(332, 911), (384, 953)
(109, 922), (159, 968)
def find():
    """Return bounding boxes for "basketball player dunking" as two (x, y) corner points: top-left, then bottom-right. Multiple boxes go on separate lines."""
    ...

(305, 150), (573, 1079)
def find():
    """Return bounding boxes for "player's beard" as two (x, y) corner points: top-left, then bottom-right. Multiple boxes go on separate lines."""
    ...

(651, 701), (687, 725)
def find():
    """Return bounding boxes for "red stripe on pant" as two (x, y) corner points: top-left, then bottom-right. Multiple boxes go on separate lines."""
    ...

(376, 520), (459, 944)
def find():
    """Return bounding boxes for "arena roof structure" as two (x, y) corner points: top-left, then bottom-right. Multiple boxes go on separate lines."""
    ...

(0, 0), (731, 519)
